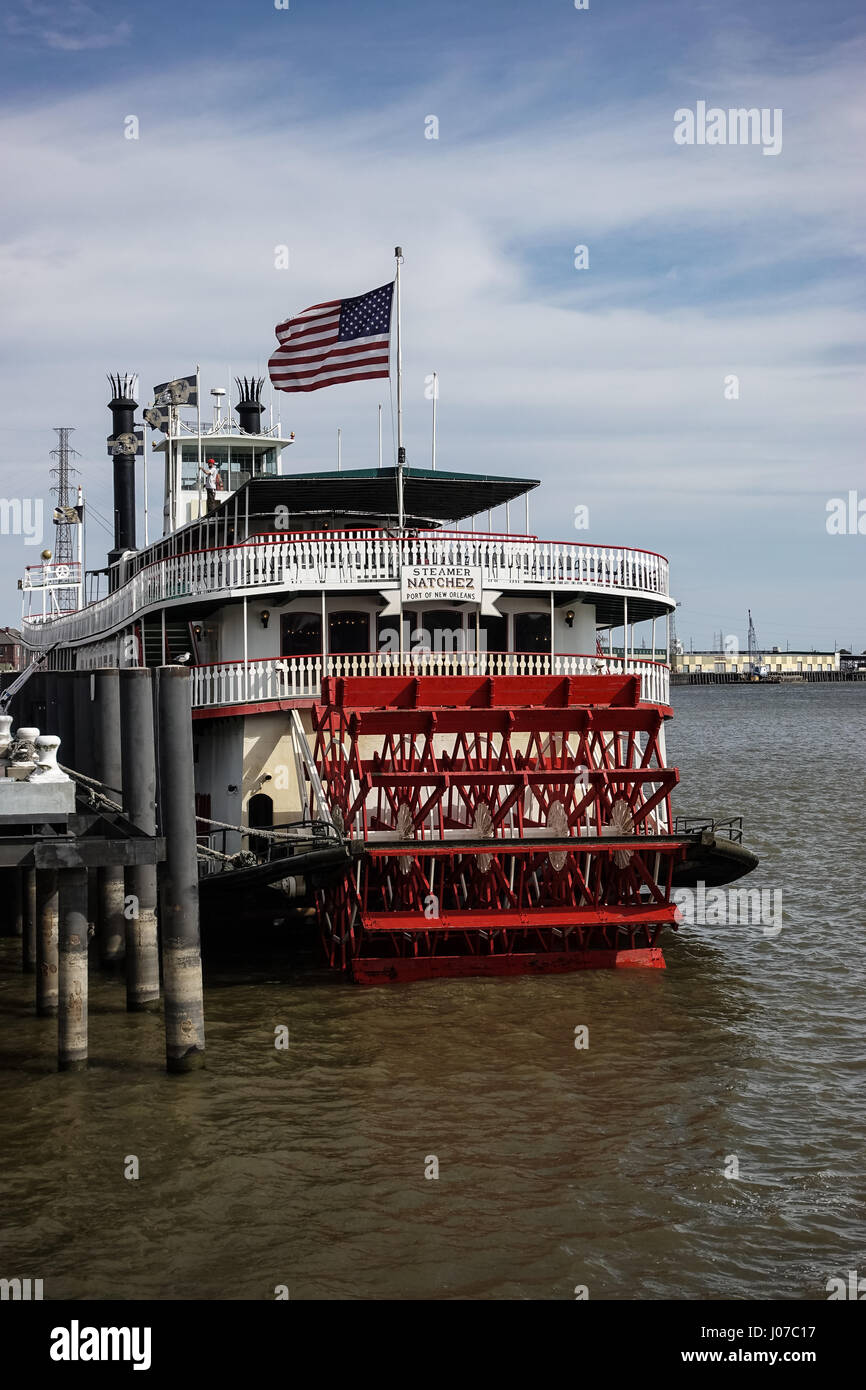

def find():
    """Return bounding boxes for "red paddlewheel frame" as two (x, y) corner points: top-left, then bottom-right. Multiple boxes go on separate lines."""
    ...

(305, 676), (685, 981)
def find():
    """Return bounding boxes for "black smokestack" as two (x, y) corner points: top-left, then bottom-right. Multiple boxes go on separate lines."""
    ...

(107, 372), (138, 566)
(235, 376), (265, 435)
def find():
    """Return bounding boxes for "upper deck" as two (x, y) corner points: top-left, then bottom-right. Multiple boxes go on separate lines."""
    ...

(21, 526), (672, 649)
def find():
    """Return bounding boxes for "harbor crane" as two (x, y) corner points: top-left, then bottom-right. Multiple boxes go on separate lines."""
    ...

(746, 610), (768, 680)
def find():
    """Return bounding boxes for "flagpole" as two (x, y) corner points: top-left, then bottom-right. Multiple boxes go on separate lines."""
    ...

(377, 403), (382, 469)
(196, 364), (203, 523)
(77, 488), (84, 611)
(431, 370), (437, 471)
(168, 406), (174, 535)
(395, 246), (404, 529)
(142, 406), (149, 547)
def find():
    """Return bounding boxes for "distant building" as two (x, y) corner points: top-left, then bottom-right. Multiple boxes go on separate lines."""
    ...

(674, 648), (839, 676)
(0, 628), (22, 672)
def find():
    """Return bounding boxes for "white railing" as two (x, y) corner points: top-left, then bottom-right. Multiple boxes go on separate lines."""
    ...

(191, 651), (670, 709)
(21, 532), (670, 649)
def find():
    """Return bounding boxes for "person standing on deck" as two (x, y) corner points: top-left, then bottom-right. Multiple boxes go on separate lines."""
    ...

(201, 457), (219, 515)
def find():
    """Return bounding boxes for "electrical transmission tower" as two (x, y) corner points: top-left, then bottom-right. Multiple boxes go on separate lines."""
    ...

(49, 427), (81, 612)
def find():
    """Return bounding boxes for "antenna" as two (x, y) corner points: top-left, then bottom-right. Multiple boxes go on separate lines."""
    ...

(210, 387), (226, 429)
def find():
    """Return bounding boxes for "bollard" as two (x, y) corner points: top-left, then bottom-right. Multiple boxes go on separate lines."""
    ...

(22, 867), (37, 972)
(156, 667), (205, 1072)
(119, 668), (160, 1012)
(58, 866), (88, 1071)
(35, 870), (59, 1016)
(92, 669), (125, 965)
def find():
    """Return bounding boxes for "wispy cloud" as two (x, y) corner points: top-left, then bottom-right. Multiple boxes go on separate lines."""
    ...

(5, 0), (130, 53)
(0, 26), (862, 647)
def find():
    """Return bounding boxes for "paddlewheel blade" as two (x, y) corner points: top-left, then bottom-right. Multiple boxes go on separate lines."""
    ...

(303, 674), (689, 984)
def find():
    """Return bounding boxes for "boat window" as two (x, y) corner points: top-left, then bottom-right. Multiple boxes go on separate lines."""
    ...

(253, 448), (278, 478)
(430, 606), (465, 654)
(329, 610), (370, 654)
(480, 614), (507, 653)
(181, 446), (229, 492)
(280, 612), (322, 656)
(514, 611), (550, 653)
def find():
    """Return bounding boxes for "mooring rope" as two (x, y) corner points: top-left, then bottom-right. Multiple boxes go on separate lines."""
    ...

(195, 814), (343, 844)
(57, 767), (342, 845)
(58, 765), (124, 815)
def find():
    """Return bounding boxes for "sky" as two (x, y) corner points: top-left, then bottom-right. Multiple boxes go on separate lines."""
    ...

(0, 0), (863, 651)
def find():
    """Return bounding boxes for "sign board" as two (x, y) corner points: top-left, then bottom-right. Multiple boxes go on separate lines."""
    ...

(401, 563), (482, 605)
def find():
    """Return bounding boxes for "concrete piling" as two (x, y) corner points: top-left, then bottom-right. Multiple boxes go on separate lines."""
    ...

(156, 666), (205, 1072)
(119, 668), (160, 1012)
(11, 869), (24, 938)
(22, 867), (37, 973)
(35, 869), (59, 1016)
(92, 669), (125, 965)
(0, 868), (24, 937)
(58, 866), (88, 1071)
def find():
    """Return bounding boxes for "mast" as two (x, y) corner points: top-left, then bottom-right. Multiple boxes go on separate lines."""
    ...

(196, 364), (203, 522)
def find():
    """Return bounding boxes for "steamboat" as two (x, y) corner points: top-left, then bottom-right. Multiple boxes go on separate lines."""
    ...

(13, 298), (757, 983)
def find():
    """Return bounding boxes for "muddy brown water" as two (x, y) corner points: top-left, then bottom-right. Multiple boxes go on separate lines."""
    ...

(1, 683), (864, 1299)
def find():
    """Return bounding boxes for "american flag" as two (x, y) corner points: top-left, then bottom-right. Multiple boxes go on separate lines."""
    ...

(268, 281), (394, 393)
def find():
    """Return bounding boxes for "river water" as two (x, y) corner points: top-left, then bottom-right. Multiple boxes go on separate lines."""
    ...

(1, 683), (864, 1300)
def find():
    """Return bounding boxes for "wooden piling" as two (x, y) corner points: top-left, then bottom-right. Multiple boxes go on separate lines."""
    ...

(92, 669), (125, 965)
(119, 668), (160, 1012)
(58, 866), (88, 1071)
(156, 666), (205, 1072)
(22, 866), (37, 973)
(35, 869), (59, 1016)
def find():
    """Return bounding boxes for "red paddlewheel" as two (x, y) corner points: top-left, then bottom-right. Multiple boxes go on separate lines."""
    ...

(305, 675), (688, 983)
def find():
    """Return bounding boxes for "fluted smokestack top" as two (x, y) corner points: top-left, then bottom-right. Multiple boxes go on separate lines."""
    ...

(235, 375), (265, 434)
(107, 372), (138, 565)
(107, 372), (139, 405)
